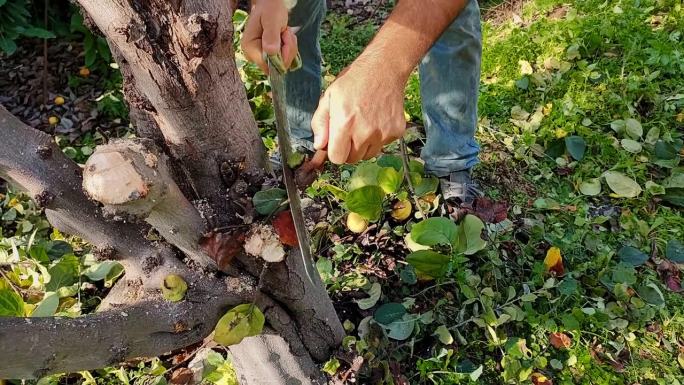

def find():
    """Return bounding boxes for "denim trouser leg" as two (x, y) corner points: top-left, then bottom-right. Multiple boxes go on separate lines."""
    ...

(285, 0), (326, 152)
(419, 0), (482, 177)
(286, 0), (481, 174)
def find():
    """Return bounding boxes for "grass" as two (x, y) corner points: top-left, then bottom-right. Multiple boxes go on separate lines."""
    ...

(315, 0), (684, 384)
(1, 0), (683, 384)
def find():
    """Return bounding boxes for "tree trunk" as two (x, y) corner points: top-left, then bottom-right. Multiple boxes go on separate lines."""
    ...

(0, 0), (343, 383)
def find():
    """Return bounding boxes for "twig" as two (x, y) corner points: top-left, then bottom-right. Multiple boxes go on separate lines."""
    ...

(42, 0), (49, 105)
(399, 138), (427, 219)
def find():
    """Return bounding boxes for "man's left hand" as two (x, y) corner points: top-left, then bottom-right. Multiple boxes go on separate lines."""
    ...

(311, 62), (407, 164)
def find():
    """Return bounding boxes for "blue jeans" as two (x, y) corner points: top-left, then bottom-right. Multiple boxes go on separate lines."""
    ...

(285, 0), (482, 177)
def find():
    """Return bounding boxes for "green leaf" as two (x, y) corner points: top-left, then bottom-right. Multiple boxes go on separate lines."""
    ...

(103, 263), (125, 288)
(562, 314), (580, 330)
(377, 155), (402, 171)
(618, 246), (648, 266)
(384, 314), (417, 340)
(579, 178), (601, 196)
(625, 118), (643, 139)
(252, 188), (287, 215)
(603, 171), (642, 198)
(19, 27), (55, 39)
(520, 293), (537, 302)
(0, 36), (17, 55)
(399, 266), (417, 285)
(666, 240), (684, 263)
(83, 261), (123, 281)
(287, 151), (305, 169)
(655, 140), (677, 160)
(408, 159), (424, 174)
(321, 183), (347, 201)
(322, 357), (340, 376)
(411, 217), (457, 247)
(565, 136), (586, 160)
(46, 255), (80, 291)
(664, 172), (684, 189)
(414, 176), (439, 196)
(374, 302), (406, 324)
(454, 215), (487, 255)
(663, 188), (684, 207)
(377, 167), (402, 194)
(31, 292), (59, 317)
(214, 304), (265, 346)
(46, 240), (73, 260)
(346, 185), (385, 221)
(161, 274), (188, 302)
(406, 250), (451, 278)
(434, 324), (453, 344)
(637, 283), (664, 306)
(620, 138), (642, 154)
(354, 282), (381, 310)
(645, 127), (660, 145)
(348, 163), (381, 190)
(0, 288), (25, 316)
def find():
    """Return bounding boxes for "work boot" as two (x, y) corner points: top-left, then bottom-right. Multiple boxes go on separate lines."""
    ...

(439, 170), (483, 205)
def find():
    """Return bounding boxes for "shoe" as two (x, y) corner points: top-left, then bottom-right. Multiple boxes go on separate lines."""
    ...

(439, 170), (483, 205)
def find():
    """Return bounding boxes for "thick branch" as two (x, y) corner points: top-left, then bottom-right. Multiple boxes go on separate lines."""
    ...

(0, 295), (237, 379)
(82, 139), (215, 269)
(0, 106), (159, 263)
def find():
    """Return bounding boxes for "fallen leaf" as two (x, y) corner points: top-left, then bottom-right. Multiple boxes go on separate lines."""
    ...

(199, 231), (245, 270)
(549, 332), (572, 349)
(531, 372), (553, 385)
(464, 197), (509, 224)
(170, 368), (193, 385)
(544, 247), (565, 276)
(272, 210), (299, 247)
(657, 260), (682, 292)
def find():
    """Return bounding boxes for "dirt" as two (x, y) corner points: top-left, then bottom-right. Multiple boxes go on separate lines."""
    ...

(0, 39), (129, 143)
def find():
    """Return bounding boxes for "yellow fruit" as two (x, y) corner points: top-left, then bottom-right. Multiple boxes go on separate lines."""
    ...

(54, 96), (65, 105)
(391, 199), (412, 221)
(79, 67), (90, 77)
(48, 116), (59, 125)
(161, 274), (188, 302)
(346, 212), (368, 234)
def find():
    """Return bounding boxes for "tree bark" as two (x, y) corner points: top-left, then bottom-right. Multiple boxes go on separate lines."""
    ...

(0, 0), (344, 382)
(76, 0), (267, 227)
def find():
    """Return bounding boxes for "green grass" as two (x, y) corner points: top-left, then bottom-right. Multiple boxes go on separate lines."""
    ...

(1, 1), (683, 384)
(316, 0), (684, 384)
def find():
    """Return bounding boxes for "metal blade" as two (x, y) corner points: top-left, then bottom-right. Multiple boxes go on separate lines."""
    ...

(268, 58), (321, 286)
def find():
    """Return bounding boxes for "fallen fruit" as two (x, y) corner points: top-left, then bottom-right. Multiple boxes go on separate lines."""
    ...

(161, 274), (188, 302)
(346, 212), (368, 233)
(54, 96), (65, 105)
(79, 67), (90, 77)
(391, 199), (412, 221)
(48, 116), (59, 125)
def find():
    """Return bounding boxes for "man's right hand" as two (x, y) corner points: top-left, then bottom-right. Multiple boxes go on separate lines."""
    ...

(241, 0), (298, 74)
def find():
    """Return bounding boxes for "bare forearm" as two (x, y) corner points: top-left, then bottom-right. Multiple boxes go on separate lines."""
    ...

(355, 0), (467, 83)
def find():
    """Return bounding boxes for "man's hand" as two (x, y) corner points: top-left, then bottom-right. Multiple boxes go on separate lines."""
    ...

(310, 0), (466, 165)
(241, 0), (298, 73)
(311, 63), (407, 164)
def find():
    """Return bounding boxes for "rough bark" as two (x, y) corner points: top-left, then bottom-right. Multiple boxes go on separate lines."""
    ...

(76, 0), (267, 227)
(0, 294), (239, 379)
(82, 139), (215, 269)
(0, 106), (156, 263)
(0, 0), (345, 382)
